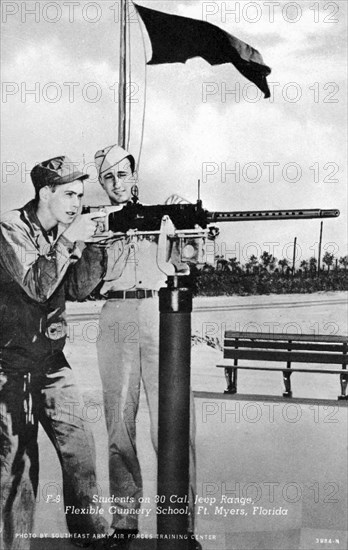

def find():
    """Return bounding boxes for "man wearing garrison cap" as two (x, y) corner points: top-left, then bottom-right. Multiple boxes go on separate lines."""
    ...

(0, 155), (108, 549)
(94, 145), (200, 549)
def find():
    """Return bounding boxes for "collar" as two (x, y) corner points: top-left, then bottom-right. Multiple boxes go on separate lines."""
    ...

(22, 200), (58, 241)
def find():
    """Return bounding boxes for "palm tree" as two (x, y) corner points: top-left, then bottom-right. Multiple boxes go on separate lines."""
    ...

(300, 259), (309, 275)
(339, 255), (348, 270)
(309, 256), (317, 274)
(278, 258), (289, 273)
(322, 251), (334, 272)
(215, 255), (230, 272)
(228, 257), (241, 273)
(260, 251), (276, 272)
(245, 254), (258, 274)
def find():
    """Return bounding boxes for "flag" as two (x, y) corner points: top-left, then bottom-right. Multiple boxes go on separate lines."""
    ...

(134, 3), (271, 98)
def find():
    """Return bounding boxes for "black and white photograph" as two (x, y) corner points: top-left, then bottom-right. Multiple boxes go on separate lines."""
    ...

(1, 1), (347, 550)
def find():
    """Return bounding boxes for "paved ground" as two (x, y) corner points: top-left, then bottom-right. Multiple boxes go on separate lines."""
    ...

(27, 292), (347, 550)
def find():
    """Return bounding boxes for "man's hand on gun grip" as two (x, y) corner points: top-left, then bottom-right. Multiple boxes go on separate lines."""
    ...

(63, 212), (107, 243)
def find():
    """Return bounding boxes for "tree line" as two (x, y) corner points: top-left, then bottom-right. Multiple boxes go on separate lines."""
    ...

(189, 252), (348, 296)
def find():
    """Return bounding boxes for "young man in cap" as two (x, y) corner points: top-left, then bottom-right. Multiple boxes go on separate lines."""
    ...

(94, 145), (200, 549)
(0, 156), (108, 549)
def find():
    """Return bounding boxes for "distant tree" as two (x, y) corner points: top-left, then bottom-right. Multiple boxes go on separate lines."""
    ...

(260, 251), (276, 272)
(278, 258), (290, 273)
(245, 254), (258, 274)
(269, 255), (277, 272)
(322, 251), (334, 272)
(339, 255), (348, 270)
(215, 255), (230, 272)
(228, 257), (242, 273)
(300, 259), (309, 274)
(309, 257), (318, 273)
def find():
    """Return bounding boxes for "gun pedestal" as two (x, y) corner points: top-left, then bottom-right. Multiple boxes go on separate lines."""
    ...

(157, 275), (192, 550)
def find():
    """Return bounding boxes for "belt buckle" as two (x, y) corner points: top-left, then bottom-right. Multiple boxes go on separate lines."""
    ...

(136, 289), (145, 299)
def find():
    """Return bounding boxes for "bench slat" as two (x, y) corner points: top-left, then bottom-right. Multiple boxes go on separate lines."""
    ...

(217, 362), (347, 375)
(224, 340), (344, 352)
(224, 331), (348, 344)
(223, 349), (348, 364)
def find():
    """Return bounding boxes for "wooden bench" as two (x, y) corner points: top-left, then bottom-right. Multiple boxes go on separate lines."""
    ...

(217, 331), (348, 401)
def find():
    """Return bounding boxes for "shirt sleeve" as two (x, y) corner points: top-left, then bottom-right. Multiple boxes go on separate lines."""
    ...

(65, 243), (107, 301)
(0, 220), (81, 303)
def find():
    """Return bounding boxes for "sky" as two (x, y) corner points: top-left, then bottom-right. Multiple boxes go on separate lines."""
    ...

(1, 0), (347, 266)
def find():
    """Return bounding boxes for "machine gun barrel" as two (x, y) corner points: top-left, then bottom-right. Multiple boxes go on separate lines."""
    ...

(208, 208), (340, 223)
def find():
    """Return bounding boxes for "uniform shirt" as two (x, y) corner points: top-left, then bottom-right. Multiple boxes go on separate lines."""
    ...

(0, 200), (106, 373)
(100, 205), (167, 294)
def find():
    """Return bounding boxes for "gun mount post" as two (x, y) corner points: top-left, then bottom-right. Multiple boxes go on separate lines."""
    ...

(157, 275), (192, 550)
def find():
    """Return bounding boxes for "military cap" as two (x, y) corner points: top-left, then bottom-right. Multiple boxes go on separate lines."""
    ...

(31, 156), (88, 190)
(94, 145), (135, 177)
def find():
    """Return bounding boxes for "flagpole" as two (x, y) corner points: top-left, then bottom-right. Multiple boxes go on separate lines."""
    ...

(118, 0), (127, 148)
(318, 221), (323, 276)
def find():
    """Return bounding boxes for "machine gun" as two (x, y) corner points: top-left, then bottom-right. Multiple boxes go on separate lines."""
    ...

(83, 199), (339, 275)
(84, 200), (339, 232)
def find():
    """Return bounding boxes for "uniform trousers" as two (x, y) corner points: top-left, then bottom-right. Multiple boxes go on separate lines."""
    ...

(0, 362), (107, 550)
(97, 296), (197, 532)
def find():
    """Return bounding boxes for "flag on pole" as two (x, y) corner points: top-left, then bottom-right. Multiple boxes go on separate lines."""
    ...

(134, 3), (271, 98)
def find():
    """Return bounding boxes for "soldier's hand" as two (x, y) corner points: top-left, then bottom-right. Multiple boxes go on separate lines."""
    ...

(63, 213), (107, 243)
